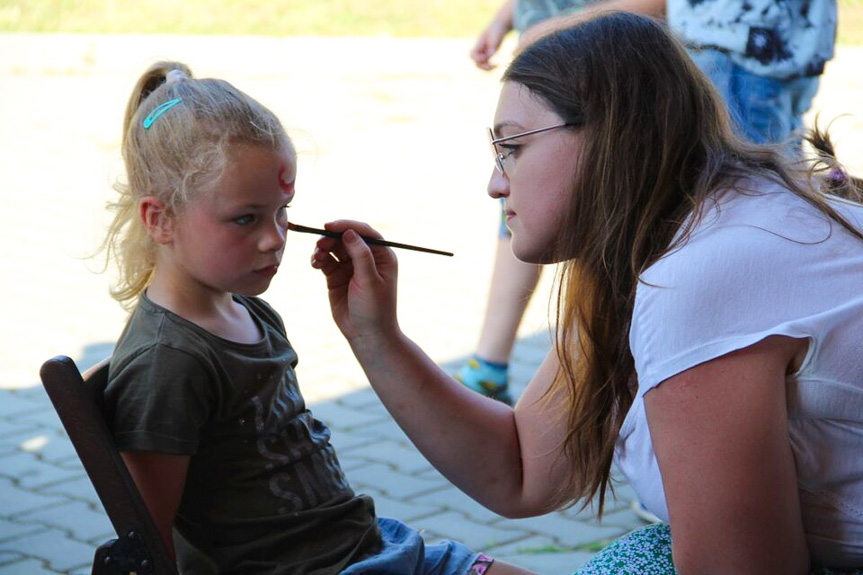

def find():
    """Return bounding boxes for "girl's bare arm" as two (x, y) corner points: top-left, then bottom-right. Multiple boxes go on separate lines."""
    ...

(121, 451), (191, 560)
(645, 335), (809, 575)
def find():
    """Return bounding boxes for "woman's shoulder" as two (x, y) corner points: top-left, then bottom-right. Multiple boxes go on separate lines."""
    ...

(643, 179), (840, 286)
(631, 179), (863, 389)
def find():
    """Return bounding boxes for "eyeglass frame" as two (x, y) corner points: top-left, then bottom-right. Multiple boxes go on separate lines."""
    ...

(488, 122), (576, 175)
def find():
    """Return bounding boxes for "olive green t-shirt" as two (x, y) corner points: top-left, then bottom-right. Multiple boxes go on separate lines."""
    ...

(105, 294), (380, 574)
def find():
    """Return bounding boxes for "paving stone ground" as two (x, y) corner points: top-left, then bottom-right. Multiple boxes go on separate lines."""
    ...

(0, 34), (860, 574)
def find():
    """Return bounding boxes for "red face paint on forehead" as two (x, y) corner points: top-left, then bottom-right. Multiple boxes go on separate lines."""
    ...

(278, 165), (295, 193)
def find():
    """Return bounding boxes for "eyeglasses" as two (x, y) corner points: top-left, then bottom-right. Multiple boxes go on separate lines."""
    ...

(488, 123), (573, 175)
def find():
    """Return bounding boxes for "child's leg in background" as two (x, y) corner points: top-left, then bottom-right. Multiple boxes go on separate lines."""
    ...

(456, 200), (542, 406)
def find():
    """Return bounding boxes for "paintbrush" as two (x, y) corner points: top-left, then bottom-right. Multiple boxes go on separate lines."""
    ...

(288, 222), (454, 257)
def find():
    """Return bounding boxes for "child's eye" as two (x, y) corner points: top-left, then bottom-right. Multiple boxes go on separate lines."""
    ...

(276, 204), (291, 224)
(234, 215), (255, 226)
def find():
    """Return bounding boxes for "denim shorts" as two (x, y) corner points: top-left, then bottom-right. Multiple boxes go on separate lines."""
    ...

(342, 517), (480, 574)
(688, 48), (820, 147)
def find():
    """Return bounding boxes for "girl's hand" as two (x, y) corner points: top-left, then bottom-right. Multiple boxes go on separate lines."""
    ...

(310, 220), (399, 342)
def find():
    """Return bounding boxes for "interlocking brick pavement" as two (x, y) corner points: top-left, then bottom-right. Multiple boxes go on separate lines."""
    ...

(1, 34), (860, 574)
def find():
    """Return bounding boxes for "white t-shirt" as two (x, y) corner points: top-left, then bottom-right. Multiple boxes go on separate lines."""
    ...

(616, 178), (863, 567)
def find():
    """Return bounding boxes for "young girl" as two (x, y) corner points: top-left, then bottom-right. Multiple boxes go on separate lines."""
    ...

(101, 61), (532, 575)
(311, 13), (863, 575)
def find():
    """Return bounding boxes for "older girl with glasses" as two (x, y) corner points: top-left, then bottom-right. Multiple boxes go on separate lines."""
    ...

(311, 12), (863, 575)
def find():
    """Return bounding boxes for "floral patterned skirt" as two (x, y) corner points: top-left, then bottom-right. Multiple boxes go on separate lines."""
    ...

(575, 523), (863, 575)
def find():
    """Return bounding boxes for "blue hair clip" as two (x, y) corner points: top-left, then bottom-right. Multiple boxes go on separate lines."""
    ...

(143, 98), (183, 129)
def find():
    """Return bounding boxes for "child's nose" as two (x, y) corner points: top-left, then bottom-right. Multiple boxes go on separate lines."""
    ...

(487, 167), (509, 199)
(260, 220), (287, 251)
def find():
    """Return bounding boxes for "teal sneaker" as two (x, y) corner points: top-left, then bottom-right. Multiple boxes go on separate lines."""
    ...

(455, 356), (513, 406)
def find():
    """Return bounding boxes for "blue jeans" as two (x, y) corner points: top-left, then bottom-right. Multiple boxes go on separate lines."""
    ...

(689, 49), (820, 146)
(342, 517), (480, 574)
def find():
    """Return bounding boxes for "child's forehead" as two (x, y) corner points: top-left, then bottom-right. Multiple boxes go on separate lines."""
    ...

(223, 142), (296, 171)
(195, 144), (296, 203)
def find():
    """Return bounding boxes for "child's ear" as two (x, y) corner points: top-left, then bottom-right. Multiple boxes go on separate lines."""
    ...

(139, 196), (174, 244)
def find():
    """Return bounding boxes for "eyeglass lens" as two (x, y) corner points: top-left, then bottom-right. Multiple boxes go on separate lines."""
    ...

(488, 128), (506, 174)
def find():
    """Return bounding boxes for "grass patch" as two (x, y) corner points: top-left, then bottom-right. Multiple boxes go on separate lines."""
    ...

(579, 539), (615, 553)
(1, 1), (860, 43)
(0, 0), (502, 37)
(839, 0), (863, 45)
(518, 543), (579, 555)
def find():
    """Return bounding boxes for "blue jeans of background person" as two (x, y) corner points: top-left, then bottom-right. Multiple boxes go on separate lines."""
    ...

(689, 48), (821, 146)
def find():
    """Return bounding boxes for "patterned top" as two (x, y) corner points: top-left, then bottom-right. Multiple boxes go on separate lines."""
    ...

(668, 0), (837, 79)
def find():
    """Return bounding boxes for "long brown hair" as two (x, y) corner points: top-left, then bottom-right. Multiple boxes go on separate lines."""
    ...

(504, 12), (863, 515)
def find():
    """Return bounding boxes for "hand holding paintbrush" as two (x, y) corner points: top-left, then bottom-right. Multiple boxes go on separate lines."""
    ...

(288, 222), (454, 257)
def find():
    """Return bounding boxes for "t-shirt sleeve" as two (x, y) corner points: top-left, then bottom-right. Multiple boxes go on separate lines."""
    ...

(105, 344), (214, 454)
(630, 220), (817, 397)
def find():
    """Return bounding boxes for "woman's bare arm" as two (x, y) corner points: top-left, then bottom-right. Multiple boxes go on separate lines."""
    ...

(645, 335), (809, 575)
(313, 221), (574, 517)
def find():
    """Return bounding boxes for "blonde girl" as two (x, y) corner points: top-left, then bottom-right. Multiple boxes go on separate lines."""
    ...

(102, 61), (531, 575)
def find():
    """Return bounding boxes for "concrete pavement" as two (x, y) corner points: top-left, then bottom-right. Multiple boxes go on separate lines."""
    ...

(0, 34), (861, 574)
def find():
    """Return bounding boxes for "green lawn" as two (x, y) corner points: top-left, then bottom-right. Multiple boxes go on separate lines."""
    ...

(1, 0), (861, 44)
(839, 0), (863, 44)
(0, 0), (501, 37)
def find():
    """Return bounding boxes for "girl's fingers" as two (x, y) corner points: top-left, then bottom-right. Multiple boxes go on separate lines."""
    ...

(311, 220), (396, 286)
(311, 246), (338, 273)
(324, 219), (385, 241)
(340, 229), (380, 283)
(314, 250), (355, 292)
(314, 236), (350, 264)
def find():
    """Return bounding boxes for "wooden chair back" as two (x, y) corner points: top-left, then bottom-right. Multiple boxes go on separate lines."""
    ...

(40, 356), (178, 575)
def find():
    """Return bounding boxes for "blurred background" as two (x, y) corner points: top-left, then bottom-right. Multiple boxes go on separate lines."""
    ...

(1, 0), (860, 392)
(0, 0), (861, 42)
(0, 3), (862, 573)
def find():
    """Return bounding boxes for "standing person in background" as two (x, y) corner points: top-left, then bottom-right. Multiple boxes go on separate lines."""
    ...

(459, 0), (838, 405)
(458, 0), (599, 406)
(523, 0), (837, 146)
(670, 0), (836, 145)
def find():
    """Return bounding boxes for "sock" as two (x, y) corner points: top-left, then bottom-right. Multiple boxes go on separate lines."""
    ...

(456, 355), (509, 392)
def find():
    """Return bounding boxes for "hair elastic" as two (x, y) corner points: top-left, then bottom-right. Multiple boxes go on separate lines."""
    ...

(165, 69), (187, 85)
(143, 98), (183, 129)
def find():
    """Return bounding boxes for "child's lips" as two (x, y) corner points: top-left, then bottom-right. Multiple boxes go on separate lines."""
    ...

(255, 264), (279, 277)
